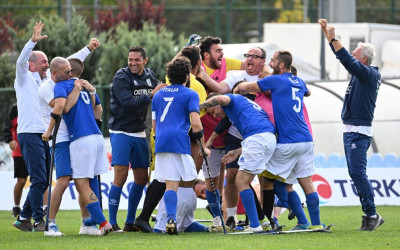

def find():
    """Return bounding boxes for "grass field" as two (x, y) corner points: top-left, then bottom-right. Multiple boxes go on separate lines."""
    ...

(0, 206), (398, 249)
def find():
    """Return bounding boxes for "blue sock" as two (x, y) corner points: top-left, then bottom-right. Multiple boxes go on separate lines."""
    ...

(89, 177), (101, 224)
(306, 192), (321, 225)
(89, 177), (100, 198)
(205, 189), (222, 218)
(126, 182), (145, 224)
(83, 218), (97, 226)
(287, 191), (308, 224)
(163, 190), (177, 221)
(185, 221), (208, 232)
(239, 189), (260, 228)
(274, 181), (289, 208)
(86, 201), (106, 225)
(108, 184), (122, 225)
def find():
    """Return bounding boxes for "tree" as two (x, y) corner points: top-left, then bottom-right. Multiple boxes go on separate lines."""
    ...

(93, 0), (166, 33)
(0, 13), (18, 55)
(95, 21), (185, 86)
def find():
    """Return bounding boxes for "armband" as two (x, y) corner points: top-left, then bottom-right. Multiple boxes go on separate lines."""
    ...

(192, 129), (204, 140)
(51, 112), (61, 124)
(86, 45), (92, 52)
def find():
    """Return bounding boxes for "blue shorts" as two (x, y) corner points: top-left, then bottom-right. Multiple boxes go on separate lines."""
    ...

(110, 133), (149, 168)
(52, 141), (72, 179)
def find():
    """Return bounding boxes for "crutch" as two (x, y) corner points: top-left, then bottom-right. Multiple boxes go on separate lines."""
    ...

(197, 139), (227, 234)
(97, 175), (103, 210)
(45, 117), (61, 231)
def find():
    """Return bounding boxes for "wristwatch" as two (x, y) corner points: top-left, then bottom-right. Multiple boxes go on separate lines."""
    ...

(147, 92), (153, 99)
(330, 38), (338, 43)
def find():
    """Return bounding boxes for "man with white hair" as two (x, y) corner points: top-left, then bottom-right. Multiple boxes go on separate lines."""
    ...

(319, 19), (384, 231)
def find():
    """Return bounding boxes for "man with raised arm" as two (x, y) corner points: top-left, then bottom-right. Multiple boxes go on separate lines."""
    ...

(13, 21), (98, 232)
(318, 19), (384, 231)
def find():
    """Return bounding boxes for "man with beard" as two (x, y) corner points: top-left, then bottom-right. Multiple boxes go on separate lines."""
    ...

(193, 36), (244, 229)
(234, 50), (323, 231)
(197, 47), (270, 230)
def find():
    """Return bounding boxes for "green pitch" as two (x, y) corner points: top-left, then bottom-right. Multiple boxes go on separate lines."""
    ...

(0, 206), (398, 249)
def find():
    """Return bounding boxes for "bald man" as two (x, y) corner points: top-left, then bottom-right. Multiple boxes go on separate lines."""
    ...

(13, 21), (99, 233)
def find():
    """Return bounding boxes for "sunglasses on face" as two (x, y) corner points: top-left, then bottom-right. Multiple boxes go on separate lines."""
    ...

(64, 68), (73, 75)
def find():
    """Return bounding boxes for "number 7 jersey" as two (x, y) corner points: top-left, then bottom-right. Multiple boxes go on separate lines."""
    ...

(151, 84), (200, 154)
(257, 73), (312, 144)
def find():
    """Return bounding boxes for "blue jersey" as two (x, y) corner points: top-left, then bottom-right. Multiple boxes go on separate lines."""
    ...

(257, 73), (313, 143)
(95, 93), (101, 105)
(152, 84), (199, 154)
(222, 94), (275, 139)
(54, 79), (101, 141)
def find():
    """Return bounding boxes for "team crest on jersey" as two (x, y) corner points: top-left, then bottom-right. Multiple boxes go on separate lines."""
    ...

(134, 80), (138, 86)
(146, 78), (152, 86)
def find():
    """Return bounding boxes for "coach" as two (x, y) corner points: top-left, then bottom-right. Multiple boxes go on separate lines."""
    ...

(319, 19), (384, 231)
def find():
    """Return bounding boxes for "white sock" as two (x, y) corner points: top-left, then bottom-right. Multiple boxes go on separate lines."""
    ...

(19, 216), (27, 221)
(370, 214), (377, 218)
(49, 219), (56, 226)
(227, 207), (237, 220)
(13, 205), (20, 208)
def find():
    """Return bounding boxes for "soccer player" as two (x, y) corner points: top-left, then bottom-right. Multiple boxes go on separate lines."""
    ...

(133, 45), (208, 233)
(153, 179), (214, 233)
(152, 57), (208, 235)
(199, 93), (276, 232)
(235, 50), (323, 230)
(38, 57), (101, 236)
(319, 19), (384, 231)
(107, 46), (167, 232)
(198, 47), (271, 230)
(197, 37), (245, 228)
(42, 57), (111, 236)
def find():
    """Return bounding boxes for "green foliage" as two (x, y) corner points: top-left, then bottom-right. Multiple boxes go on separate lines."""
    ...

(0, 52), (16, 88)
(96, 21), (186, 85)
(13, 14), (98, 84)
(275, 0), (305, 23)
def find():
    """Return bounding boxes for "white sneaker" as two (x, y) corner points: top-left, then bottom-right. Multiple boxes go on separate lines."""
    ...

(213, 216), (222, 226)
(243, 225), (263, 232)
(79, 225), (101, 235)
(100, 222), (113, 236)
(44, 224), (64, 237)
(260, 220), (271, 230)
